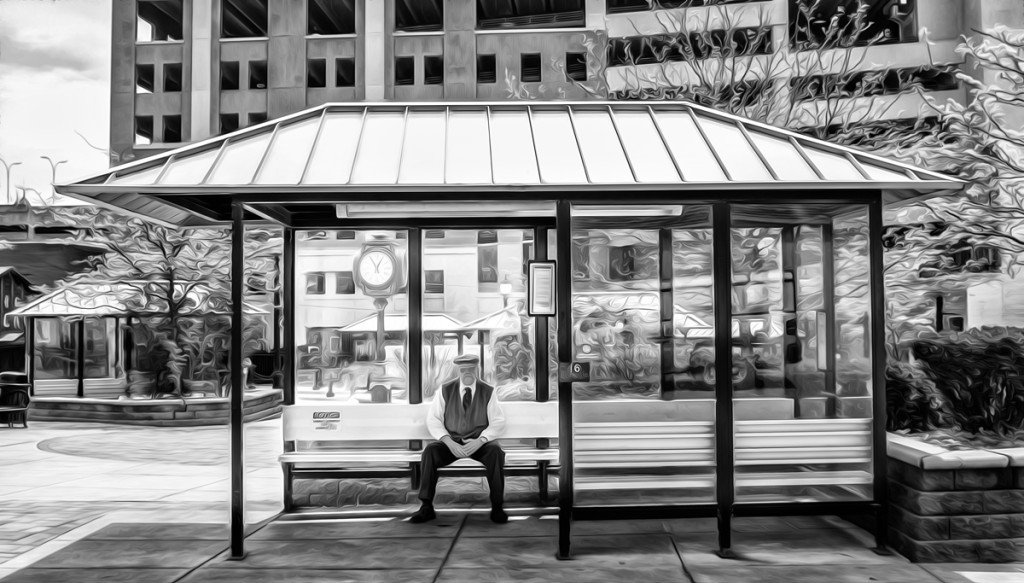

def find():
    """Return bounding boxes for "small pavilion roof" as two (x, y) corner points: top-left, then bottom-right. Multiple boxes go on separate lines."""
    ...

(56, 101), (963, 227)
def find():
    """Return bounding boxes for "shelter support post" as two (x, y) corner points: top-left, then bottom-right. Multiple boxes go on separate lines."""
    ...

(869, 199), (889, 552)
(229, 201), (246, 560)
(283, 228), (295, 406)
(712, 203), (735, 557)
(76, 318), (85, 398)
(25, 318), (34, 394)
(409, 228), (422, 404)
(535, 227), (549, 403)
(556, 201), (573, 560)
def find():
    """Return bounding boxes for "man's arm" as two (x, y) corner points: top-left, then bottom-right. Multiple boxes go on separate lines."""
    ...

(479, 387), (506, 443)
(425, 387), (448, 441)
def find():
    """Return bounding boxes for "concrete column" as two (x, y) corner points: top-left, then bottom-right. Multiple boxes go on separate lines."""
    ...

(444, 0), (475, 99)
(269, 0), (307, 118)
(191, 0), (214, 141)
(110, 0), (137, 164)
(365, 0), (386, 100)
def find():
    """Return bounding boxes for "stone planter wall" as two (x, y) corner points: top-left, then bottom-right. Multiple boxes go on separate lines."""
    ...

(887, 433), (1024, 562)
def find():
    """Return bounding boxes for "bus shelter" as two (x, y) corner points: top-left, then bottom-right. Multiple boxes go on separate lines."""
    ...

(57, 101), (962, 559)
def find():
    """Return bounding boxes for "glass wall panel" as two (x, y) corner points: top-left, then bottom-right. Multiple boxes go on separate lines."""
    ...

(34, 318), (77, 379)
(294, 230), (409, 403)
(84, 317), (117, 378)
(421, 229), (535, 401)
(731, 204), (873, 503)
(571, 205), (716, 506)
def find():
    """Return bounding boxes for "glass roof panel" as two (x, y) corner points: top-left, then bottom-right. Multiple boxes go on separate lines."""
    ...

(158, 147), (221, 185)
(350, 110), (406, 184)
(697, 117), (772, 181)
(399, 109), (446, 184)
(303, 111), (365, 184)
(860, 161), (911, 181)
(802, 146), (864, 181)
(653, 110), (727, 182)
(207, 131), (273, 185)
(445, 109), (492, 184)
(747, 131), (817, 181)
(253, 116), (321, 185)
(530, 108), (587, 184)
(570, 109), (632, 183)
(109, 164), (164, 186)
(612, 109), (680, 183)
(489, 109), (541, 184)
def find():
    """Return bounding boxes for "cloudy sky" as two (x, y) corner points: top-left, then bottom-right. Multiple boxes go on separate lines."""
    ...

(0, 0), (111, 205)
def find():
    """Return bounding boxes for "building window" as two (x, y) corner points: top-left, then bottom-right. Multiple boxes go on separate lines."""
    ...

(163, 63), (182, 92)
(337, 230), (356, 239)
(477, 0), (584, 30)
(789, 0), (917, 50)
(220, 113), (240, 133)
(135, 115), (153, 145)
(521, 53), (541, 83)
(137, 0), (183, 42)
(477, 54), (496, 84)
(478, 246), (498, 283)
(336, 58), (356, 87)
(221, 61), (240, 90)
(424, 55), (444, 85)
(249, 60), (268, 89)
(425, 270), (445, 294)
(308, 0), (356, 35)
(396, 0), (443, 32)
(136, 64), (155, 93)
(791, 65), (959, 102)
(306, 272), (326, 295)
(425, 229), (445, 239)
(607, 0), (757, 14)
(336, 271), (356, 294)
(163, 115), (182, 142)
(607, 29), (773, 67)
(248, 112), (268, 125)
(222, 0), (268, 38)
(565, 52), (586, 81)
(303, 230), (330, 241)
(307, 58), (327, 88)
(395, 56), (415, 85)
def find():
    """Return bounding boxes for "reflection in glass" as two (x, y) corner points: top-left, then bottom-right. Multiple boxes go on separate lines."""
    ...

(295, 230), (409, 403)
(33, 319), (78, 380)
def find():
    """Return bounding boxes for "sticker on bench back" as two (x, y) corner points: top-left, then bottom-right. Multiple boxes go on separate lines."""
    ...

(312, 410), (341, 431)
(559, 362), (590, 382)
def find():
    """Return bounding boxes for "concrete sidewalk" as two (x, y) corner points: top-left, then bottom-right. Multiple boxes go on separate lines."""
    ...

(1, 512), (1022, 583)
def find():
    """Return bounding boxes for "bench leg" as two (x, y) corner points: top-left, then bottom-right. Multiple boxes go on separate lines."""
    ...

(410, 463), (421, 491)
(283, 464), (293, 512)
(538, 461), (549, 506)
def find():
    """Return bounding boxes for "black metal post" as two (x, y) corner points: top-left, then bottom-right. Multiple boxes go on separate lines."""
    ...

(25, 317), (34, 394)
(408, 228), (423, 404)
(712, 203), (735, 557)
(555, 201), (573, 560)
(283, 228), (295, 406)
(229, 201), (246, 560)
(535, 227), (549, 403)
(659, 227), (673, 400)
(822, 224), (836, 413)
(76, 318), (86, 398)
(272, 253), (282, 389)
(868, 199), (889, 551)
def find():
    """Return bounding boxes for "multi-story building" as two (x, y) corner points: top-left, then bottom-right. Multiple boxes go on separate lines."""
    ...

(112, 0), (1023, 163)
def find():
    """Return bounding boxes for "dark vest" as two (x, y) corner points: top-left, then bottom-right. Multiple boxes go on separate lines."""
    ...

(442, 380), (493, 443)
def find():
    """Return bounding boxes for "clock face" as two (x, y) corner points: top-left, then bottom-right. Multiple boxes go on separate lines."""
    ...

(359, 250), (395, 287)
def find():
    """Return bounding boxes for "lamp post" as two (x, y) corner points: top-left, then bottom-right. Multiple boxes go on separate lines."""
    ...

(499, 274), (512, 308)
(41, 157), (68, 204)
(0, 159), (22, 206)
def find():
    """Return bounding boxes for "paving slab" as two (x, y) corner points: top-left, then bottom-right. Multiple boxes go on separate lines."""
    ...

(86, 523), (229, 541)
(249, 517), (462, 540)
(446, 534), (681, 570)
(0, 567), (188, 583)
(205, 538), (452, 570)
(673, 527), (898, 567)
(920, 563), (1024, 583)
(459, 515), (557, 538)
(687, 563), (935, 583)
(436, 566), (690, 583)
(24, 539), (227, 570)
(179, 568), (438, 583)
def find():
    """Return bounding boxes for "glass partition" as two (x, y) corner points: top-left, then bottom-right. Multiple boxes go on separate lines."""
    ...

(571, 205), (716, 506)
(731, 204), (873, 503)
(294, 230), (409, 403)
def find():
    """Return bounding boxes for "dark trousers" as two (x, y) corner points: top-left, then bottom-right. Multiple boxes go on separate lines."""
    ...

(418, 441), (505, 508)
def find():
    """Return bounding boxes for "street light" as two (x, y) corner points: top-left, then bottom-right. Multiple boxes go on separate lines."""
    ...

(41, 156), (68, 205)
(499, 273), (513, 308)
(0, 159), (22, 206)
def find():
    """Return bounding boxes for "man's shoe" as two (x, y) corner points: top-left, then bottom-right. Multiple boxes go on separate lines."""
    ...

(409, 506), (436, 523)
(490, 508), (509, 524)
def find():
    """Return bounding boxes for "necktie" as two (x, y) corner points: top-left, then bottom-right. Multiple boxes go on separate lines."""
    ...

(462, 387), (472, 411)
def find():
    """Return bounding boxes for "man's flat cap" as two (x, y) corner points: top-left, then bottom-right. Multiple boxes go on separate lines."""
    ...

(453, 354), (480, 366)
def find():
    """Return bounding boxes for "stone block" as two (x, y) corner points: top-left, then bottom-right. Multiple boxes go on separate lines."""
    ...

(889, 459), (954, 491)
(889, 481), (985, 516)
(889, 528), (982, 563)
(1015, 468), (1024, 488)
(835, 396), (872, 418)
(983, 490), (1024, 514)
(949, 514), (1024, 540)
(889, 505), (949, 541)
(976, 538), (1024, 562)
(955, 468), (1012, 491)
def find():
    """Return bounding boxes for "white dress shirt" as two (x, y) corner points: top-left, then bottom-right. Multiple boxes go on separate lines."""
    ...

(426, 381), (506, 443)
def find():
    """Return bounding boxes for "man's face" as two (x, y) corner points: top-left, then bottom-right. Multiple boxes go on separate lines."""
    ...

(458, 365), (477, 386)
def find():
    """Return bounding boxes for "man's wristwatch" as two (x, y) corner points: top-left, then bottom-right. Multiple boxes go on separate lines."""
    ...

(480, 436), (488, 443)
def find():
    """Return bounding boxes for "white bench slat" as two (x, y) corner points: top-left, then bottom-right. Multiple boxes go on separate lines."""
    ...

(734, 431), (870, 449)
(574, 422), (714, 435)
(735, 419), (872, 432)
(574, 476), (715, 490)
(737, 470), (873, 487)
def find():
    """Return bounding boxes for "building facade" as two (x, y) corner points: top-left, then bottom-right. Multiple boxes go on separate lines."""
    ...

(112, 0), (1024, 163)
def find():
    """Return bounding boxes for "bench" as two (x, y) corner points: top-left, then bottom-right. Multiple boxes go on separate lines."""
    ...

(0, 384), (30, 428)
(280, 400), (558, 510)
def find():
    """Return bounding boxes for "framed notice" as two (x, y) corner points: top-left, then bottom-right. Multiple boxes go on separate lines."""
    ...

(527, 261), (556, 316)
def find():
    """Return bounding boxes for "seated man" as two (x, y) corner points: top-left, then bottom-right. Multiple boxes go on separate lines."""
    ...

(410, 354), (508, 524)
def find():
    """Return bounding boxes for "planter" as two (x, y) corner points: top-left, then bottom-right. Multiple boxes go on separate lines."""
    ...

(126, 370), (158, 398)
(887, 433), (1024, 562)
(181, 379), (218, 396)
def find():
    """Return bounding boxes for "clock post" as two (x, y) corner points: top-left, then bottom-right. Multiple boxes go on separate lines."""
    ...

(373, 297), (388, 361)
(353, 238), (403, 365)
